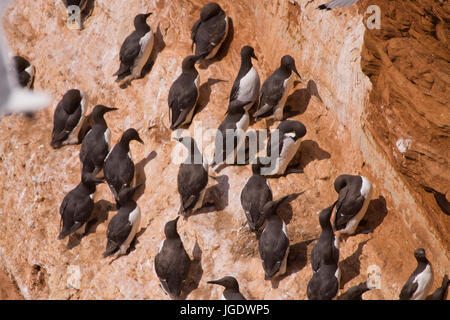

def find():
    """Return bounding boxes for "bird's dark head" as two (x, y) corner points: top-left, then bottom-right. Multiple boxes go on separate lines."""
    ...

(280, 55), (301, 79)
(62, 89), (83, 113)
(319, 201), (337, 229)
(200, 2), (223, 21)
(241, 46), (258, 61)
(92, 105), (117, 119)
(81, 172), (104, 188)
(181, 55), (201, 71)
(278, 120), (306, 140)
(118, 184), (143, 205)
(334, 174), (351, 193)
(164, 216), (180, 239)
(414, 248), (427, 261)
(134, 12), (152, 27)
(121, 128), (144, 145)
(262, 196), (288, 219)
(251, 161), (265, 175)
(207, 276), (239, 290)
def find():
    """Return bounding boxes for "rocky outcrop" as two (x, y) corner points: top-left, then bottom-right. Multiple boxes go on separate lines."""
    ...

(0, 0), (448, 300)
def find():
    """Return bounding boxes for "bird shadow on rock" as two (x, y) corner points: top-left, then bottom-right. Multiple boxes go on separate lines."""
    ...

(284, 80), (322, 118)
(189, 175), (229, 218)
(359, 196), (388, 234)
(298, 140), (331, 170)
(276, 192), (304, 225)
(274, 238), (316, 287)
(134, 151), (158, 201)
(196, 78), (227, 114)
(127, 219), (153, 256)
(139, 23), (166, 80)
(423, 186), (450, 216)
(339, 240), (369, 289)
(180, 240), (203, 300)
(337, 281), (368, 300)
(85, 199), (116, 236)
(198, 17), (234, 70)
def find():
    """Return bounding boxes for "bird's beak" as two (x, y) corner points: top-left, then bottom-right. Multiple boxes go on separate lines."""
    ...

(207, 280), (220, 285)
(292, 65), (301, 79)
(106, 107), (118, 113)
(251, 52), (258, 61)
(136, 136), (144, 144)
(132, 183), (144, 193)
(145, 12), (153, 18)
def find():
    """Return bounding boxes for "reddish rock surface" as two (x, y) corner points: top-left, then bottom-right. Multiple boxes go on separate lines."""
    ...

(0, 0), (448, 300)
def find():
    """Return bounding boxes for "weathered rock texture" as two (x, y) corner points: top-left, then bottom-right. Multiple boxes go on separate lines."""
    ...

(0, 0), (448, 300)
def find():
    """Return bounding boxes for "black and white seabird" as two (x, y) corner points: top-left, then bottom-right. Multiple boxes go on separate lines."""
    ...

(317, 0), (358, 10)
(229, 46), (260, 109)
(168, 55), (201, 130)
(114, 13), (154, 87)
(260, 120), (306, 176)
(154, 216), (191, 299)
(175, 136), (209, 217)
(0, 34), (49, 115)
(333, 174), (373, 236)
(211, 99), (253, 170)
(399, 248), (434, 300)
(208, 276), (247, 300)
(12, 56), (34, 89)
(58, 173), (103, 240)
(258, 196), (290, 280)
(431, 275), (449, 300)
(310, 202), (339, 274)
(51, 89), (87, 149)
(307, 202), (340, 300)
(104, 128), (144, 202)
(338, 283), (372, 300)
(254, 55), (301, 121)
(240, 163), (273, 232)
(191, 2), (229, 62)
(103, 184), (142, 258)
(80, 105), (117, 177)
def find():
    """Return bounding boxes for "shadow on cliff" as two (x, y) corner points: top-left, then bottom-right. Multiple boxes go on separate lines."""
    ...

(189, 175), (229, 218)
(196, 78), (227, 114)
(285, 80), (323, 118)
(363, 196), (388, 233)
(272, 238), (316, 288)
(198, 18), (234, 69)
(134, 150), (158, 201)
(339, 240), (369, 289)
(139, 23), (166, 80)
(298, 140), (331, 170)
(424, 187), (450, 216)
(180, 239), (203, 300)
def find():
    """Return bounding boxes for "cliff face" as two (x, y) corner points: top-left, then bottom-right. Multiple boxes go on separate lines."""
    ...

(0, 0), (448, 300)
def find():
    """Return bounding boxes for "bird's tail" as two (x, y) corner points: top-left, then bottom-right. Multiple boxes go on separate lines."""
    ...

(103, 240), (119, 258)
(113, 63), (131, 80)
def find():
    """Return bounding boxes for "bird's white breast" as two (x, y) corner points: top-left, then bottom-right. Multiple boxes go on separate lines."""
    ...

(411, 264), (433, 300)
(360, 176), (372, 199)
(128, 205), (141, 225)
(237, 67), (260, 103)
(104, 128), (111, 149)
